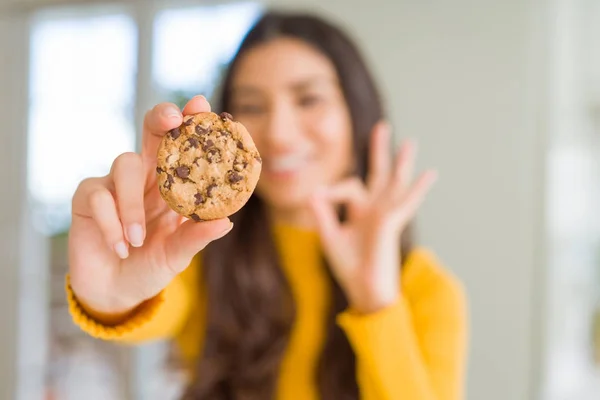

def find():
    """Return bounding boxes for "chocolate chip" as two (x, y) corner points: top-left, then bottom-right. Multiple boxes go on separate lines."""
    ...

(220, 112), (233, 121)
(195, 125), (209, 135)
(227, 171), (243, 184)
(156, 167), (163, 174)
(170, 128), (181, 139)
(235, 154), (246, 164)
(187, 137), (199, 148)
(243, 161), (248, 168)
(190, 213), (202, 222)
(254, 154), (262, 164)
(206, 148), (221, 163)
(206, 183), (217, 197)
(164, 174), (174, 189)
(176, 166), (190, 178)
(201, 139), (214, 151)
(184, 118), (195, 126)
(236, 140), (244, 150)
(218, 130), (231, 138)
(194, 193), (205, 205)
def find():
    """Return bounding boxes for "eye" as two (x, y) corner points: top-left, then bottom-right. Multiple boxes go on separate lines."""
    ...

(298, 94), (322, 108)
(235, 104), (265, 115)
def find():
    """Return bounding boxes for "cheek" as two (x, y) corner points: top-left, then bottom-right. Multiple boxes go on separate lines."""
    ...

(310, 111), (353, 174)
(236, 116), (266, 150)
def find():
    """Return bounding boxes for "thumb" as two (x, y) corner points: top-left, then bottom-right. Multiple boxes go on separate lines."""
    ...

(164, 218), (233, 272)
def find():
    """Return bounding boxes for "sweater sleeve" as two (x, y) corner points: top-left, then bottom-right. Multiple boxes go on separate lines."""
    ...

(337, 249), (468, 400)
(66, 259), (198, 344)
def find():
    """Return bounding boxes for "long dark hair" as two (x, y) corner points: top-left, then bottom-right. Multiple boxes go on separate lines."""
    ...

(183, 11), (413, 399)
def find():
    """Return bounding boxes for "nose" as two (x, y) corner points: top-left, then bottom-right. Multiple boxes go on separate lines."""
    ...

(263, 102), (301, 151)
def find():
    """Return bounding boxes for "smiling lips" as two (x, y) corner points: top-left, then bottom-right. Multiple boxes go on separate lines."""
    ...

(263, 154), (311, 179)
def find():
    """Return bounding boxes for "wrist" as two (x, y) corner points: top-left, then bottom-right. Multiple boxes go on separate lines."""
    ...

(68, 277), (142, 324)
(347, 289), (399, 315)
(77, 294), (139, 325)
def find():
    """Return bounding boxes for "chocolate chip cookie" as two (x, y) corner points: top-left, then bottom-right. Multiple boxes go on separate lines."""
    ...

(156, 111), (262, 221)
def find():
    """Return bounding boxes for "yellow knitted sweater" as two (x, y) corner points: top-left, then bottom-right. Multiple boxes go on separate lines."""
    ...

(68, 225), (467, 400)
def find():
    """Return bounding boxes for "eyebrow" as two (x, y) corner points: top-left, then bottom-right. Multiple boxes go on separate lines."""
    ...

(231, 76), (336, 97)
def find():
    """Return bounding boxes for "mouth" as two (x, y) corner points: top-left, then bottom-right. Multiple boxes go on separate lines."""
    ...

(263, 154), (311, 179)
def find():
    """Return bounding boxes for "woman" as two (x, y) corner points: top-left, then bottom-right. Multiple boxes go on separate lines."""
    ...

(67, 12), (467, 400)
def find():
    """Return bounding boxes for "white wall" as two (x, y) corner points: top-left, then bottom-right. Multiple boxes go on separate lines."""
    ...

(0, 12), (28, 400)
(266, 1), (548, 399)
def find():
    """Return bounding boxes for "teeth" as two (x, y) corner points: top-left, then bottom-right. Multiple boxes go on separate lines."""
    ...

(268, 155), (306, 172)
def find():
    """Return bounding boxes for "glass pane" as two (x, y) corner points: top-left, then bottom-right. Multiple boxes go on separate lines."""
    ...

(29, 12), (137, 235)
(153, 2), (262, 106)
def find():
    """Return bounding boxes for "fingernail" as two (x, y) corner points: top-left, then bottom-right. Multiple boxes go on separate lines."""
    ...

(162, 105), (181, 119)
(114, 241), (129, 259)
(127, 224), (144, 247)
(216, 222), (234, 239)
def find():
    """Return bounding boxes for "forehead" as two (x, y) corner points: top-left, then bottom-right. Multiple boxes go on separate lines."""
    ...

(231, 37), (338, 90)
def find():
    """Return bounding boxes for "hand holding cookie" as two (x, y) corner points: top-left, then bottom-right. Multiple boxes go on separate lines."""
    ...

(69, 96), (242, 317)
(310, 122), (437, 314)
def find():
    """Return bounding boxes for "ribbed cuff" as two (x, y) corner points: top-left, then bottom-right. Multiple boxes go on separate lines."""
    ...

(337, 297), (410, 341)
(65, 274), (166, 340)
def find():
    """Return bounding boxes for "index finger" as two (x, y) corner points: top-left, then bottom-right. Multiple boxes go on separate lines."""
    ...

(141, 95), (212, 179)
(365, 121), (392, 194)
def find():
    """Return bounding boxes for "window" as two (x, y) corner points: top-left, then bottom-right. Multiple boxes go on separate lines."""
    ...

(153, 2), (262, 106)
(28, 11), (137, 235)
(28, 2), (262, 235)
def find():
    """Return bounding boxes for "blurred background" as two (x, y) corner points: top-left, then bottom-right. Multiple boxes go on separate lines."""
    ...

(0, 0), (599, 399)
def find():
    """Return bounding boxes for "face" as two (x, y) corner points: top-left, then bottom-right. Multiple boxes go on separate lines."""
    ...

(230, 37), (354, 212)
